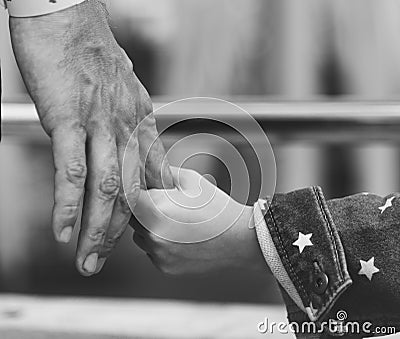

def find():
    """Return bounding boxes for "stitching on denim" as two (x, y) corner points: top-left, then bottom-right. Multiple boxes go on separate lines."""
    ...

(313, 187), (344, 282)
(312, 187), (344, 319)
(266, 198), (309, 302)
(320, 280), (344, 305)
(314, 278), (352, 320)
(255, 204), (306, 311)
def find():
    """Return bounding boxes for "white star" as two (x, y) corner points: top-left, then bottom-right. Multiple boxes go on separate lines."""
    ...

(358, 257), (380, 281)
(378, 196), (395, 214)
(293, 232), (313, 254)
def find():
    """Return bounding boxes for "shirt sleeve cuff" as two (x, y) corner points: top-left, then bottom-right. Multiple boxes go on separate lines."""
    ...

(253, 199), (306, 312)
(254, 187), (352, 322)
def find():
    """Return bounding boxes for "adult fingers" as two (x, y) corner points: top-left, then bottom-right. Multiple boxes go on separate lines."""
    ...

(51, 125), (87, 243)
(75, 128), (120, 276)
(97, 132), (141, 267)
(137, 105), (174, 190)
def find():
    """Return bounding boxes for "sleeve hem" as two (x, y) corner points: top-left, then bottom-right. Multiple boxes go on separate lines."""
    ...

(253, 200), (306, 312)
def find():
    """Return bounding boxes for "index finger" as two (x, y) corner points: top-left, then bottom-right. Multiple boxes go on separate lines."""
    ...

(51, 125), (87, 243)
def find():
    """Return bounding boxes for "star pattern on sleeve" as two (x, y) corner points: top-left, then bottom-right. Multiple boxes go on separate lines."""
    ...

(256, 190), (391, 315)
(378, 196), (395, 214)
(293, 232), (313, 254)
(358, 257), (380, 281)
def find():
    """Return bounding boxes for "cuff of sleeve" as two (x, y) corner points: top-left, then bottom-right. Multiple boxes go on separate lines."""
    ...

(254, 199), (306, 312)
(255, 187), (352, 322)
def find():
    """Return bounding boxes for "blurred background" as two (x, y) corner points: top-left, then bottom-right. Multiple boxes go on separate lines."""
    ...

(1, 0), (400, 338)
(5, 0), (400, 100)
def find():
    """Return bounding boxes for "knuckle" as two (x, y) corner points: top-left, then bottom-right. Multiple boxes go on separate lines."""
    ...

(108, 82), (126, 101)
(65, 161), (87, 187)
(79, 72), (97, 88)
(99, 171), (121, 200)
(84, 43), (108, 59)
(85, 118), (115, 139)
(70, 122), (87, 137)
(56, 203), (80, 217)
(78, 73), (101, 103)
(107, 82), (119, 98)
(87, 228), (107, 242)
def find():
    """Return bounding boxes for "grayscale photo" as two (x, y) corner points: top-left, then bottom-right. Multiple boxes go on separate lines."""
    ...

(1, 0), (400, 338)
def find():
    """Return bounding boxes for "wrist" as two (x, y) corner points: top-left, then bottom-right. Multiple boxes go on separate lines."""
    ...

(10, 0), (113, 54)
(9, 0), (107, 29)
(234, 205), (268, 272)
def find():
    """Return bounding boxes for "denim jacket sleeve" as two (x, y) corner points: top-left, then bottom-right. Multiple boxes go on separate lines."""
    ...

(254, 187), (400, 338)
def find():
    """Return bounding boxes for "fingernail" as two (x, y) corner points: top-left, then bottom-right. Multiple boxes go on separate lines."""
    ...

(59, 227), (73, 243)
(95, 258), (107, 274)
(83, 253), (98, 274)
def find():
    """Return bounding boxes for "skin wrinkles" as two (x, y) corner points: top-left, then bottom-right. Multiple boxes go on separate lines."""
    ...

(66, 160), (87, 187)
(9, 0), (174, 276)
(99, 172), (121, 200)
(87, 228), (107, 242)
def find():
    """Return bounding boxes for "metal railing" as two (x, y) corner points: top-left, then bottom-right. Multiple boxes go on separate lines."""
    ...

(2, 102), (400, 140)
(2, 101), (400, 198)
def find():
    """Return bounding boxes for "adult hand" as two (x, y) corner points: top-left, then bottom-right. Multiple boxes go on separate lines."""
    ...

(131, 167), (265, 275)
(9, 0), (173, 276)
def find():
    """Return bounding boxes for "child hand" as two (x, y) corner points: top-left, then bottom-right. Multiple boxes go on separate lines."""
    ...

(131, 167), (265, 275)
